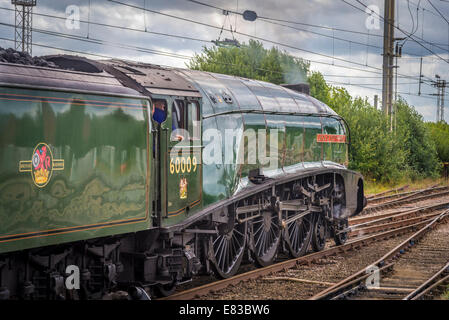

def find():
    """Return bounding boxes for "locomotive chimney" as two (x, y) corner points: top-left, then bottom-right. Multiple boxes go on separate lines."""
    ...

(281, 83), (310, 95)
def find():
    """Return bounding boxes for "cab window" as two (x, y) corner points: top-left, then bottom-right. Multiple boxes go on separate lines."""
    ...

(188, 101), (201, 141)
(171, 99), (187, 141)
(152, 99), (167, 124)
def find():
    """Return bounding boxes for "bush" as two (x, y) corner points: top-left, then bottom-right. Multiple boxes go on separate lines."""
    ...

(426, 121), (449, 163)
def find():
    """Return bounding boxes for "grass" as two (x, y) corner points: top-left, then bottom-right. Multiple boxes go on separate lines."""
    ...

(440, 285), (449, 300)
(364, 177), (449, 197)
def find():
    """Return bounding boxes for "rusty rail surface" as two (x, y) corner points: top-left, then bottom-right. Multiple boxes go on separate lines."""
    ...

(366, 185), (410, 200)
(310, 210), (449, 300)
(350, 201), (449, 226)
(362, 187), (449, 215)
(404, 261), (449, 300)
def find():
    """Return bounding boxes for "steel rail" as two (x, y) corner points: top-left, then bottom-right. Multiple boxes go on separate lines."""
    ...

(367, 185), (444, 204)
(348, 200), (449, 231)
(349, 212), (443, 237)
(366, 185), (410, 200)
(365, 185), (445, 208)
(361, 187), (449, 215)
(310, 210), (449, 300)
(404, 261), (449, 300)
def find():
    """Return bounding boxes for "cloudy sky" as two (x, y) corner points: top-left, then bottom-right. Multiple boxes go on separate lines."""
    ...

(0, 0), (448, 122)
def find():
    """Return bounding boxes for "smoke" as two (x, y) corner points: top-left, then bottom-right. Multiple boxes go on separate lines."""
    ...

(280, 57), (309, 85)
(282, 67), (308, 85)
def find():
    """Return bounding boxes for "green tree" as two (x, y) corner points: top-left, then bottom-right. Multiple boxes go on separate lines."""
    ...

(395, 99), (439, 179)
(427, 121), (449, 163)
(308, 72), (438, 182)
(188, 40), (309, 85)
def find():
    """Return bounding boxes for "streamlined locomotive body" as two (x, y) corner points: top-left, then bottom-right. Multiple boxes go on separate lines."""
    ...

(0, 54), (365, 299)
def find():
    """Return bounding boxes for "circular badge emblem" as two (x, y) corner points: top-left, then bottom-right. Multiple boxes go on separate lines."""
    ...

(31, 143), (53, 188)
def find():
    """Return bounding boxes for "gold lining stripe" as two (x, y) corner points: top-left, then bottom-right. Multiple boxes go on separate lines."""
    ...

(53, 160), (65, 171)
(19, 161), (32, 172)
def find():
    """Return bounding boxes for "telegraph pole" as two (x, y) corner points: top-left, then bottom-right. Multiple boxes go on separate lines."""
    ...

(382, 0), (395, 128)
(12, 0), (36, 55)
(392, 39), (404, 132)
(442, 81), (446, 121)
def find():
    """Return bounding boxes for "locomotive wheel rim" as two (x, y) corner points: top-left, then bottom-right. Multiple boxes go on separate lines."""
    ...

(210, 221), (247, 279)
(251, 210), (281, 267)
(284, 213), (314, 258)
(312, 214), (326, 252)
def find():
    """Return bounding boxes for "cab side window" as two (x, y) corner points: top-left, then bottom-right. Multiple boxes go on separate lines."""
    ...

(171, 99), (187, 141)
(188, 101), (201, 141)
(152, 99), (167, 124)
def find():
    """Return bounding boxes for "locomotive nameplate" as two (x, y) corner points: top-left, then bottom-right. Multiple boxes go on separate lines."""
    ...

(317, 134), (346, 143)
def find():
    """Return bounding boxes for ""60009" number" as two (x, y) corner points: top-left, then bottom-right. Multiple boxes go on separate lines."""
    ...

(170, 156), (198, 174)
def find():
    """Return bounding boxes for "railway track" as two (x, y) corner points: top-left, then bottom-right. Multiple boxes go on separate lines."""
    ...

(348, 202), (449, 238)
(362, 186), (449, 215)
(366, 185), (409, 200)
(310, 210), (449, 300)
(161, 199), (449, 300)
(404, 261), (449, 300)
(366, 187), (443, 205)
(366, 185), (410, 203)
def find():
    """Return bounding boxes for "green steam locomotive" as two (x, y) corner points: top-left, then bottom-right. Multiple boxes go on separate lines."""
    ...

(0, 53), (365, 299)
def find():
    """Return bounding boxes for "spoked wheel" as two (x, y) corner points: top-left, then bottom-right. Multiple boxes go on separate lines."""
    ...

(250, 210), (281, 267)
(209, 220), (247, 279)
(284, 212), (314, 258)
(334, 219), (349, 246)
(311, 213), (327, 252)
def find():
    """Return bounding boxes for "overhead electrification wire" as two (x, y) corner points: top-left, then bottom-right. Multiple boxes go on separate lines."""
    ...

(325, 80), (441, 99)
(0, 21), (192, 60)
(0, 10), (393, 78)
(401, 0), (421, 47)
(107, 0), (387, 72)
(260, 19), (383, 50)
(110, 0), (447, 88)
(0, 34), (442, 100)
(187, 0), (448, 49)
(0, 29), (437, 100)
(345, 0), (449, 63)
(427, 0), (449, 24)
(0, 4), (431, 82)
(185, 0), (383, 38)
(180, 0), (434, 75)
(186, 0), (384, 51)
(427, 0), (449, 58)
(0, 6), (212, 44)
(0, 1), (440, 96)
